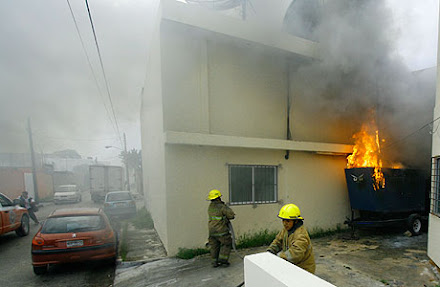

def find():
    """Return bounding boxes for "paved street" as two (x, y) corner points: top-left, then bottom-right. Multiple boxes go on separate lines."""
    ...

(0, 191), (115, 287)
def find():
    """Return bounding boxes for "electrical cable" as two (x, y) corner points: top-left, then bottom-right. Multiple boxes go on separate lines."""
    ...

(37, 135), (119, 142)
(66, 0), (119, 138)
(84, 0), (123, 147)
(382, 115), (440, 150)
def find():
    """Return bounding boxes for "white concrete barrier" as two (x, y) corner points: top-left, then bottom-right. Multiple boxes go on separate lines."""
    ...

(244, 252), (337, 287)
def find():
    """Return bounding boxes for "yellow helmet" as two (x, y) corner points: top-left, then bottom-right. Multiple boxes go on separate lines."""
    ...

(207, 189), (222, 200)
(277, 204), (304, 220)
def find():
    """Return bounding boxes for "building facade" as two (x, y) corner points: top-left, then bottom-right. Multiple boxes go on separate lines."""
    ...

(428, 9), (440, 269)
(141, 0), (353, 255)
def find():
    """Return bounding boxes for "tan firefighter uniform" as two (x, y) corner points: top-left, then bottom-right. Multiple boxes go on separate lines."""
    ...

(267, 222), (316, 273)
(207, 190), (235, 267)
(267, 204), (316, 274)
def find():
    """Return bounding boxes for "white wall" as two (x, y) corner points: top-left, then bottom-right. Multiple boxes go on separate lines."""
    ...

(244, 252), (336, 287)
(161, 20), (290, 140)
(163, 144), (350, 255)
(141, 5), (169, 248)
(428, 214), (440, 266)
(208, 40), (287, 139)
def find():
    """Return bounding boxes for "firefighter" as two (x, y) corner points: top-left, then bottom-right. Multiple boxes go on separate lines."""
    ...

(267, 203), (316, 274)
(207, 189), (235, 267)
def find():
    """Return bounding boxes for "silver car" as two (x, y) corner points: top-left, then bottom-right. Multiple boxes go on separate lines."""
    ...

(54, 184), (82, 204)
(103, 191), (136, 219)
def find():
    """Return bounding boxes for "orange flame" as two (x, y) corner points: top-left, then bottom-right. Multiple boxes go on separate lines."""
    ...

(347, 123), (385, 190)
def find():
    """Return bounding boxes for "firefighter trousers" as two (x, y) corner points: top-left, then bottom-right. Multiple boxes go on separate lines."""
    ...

(208, 234), (232, 263)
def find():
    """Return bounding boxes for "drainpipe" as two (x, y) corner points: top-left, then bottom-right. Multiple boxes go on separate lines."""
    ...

(285, 65), (292, 160)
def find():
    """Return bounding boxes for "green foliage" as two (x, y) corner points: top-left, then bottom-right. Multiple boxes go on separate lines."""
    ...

(120, 222), (129, 261)
(174, 225), (348, 260)
(176, 248), (209, 259)
(309, 224), (348, 239)
(119, 148), (142, 172)
(130, 207), (154, 229)
(236, 229), (278, 249)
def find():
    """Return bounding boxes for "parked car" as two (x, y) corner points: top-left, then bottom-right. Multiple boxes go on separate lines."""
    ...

(31, 207), (118, 275)
(54, 184), (81, 204)
(0, 193), (30, 237)
(103, 191), (137, 219)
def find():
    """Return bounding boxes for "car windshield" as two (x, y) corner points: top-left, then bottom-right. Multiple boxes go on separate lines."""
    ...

(56, 186), (76, 192)
(42, 215), (105, 234)
(107, 193), (132, 202)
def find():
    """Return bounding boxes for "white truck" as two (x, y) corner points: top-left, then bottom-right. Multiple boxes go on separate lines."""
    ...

(89, 165), (124, 203)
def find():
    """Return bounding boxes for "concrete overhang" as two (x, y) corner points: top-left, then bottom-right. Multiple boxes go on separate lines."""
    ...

(165, 131), (353, 155)
(161, 0), (321, 60)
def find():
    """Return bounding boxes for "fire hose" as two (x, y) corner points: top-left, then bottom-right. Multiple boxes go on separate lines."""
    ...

(227, 221), (245, 287)
(227, 221), (243, 260)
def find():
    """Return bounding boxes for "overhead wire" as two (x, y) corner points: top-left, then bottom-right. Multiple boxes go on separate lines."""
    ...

(382, 115), (440, 150)
(37, 135), (119, 142)
(84, 0), (123, 147)
(66, 0), (119, 139)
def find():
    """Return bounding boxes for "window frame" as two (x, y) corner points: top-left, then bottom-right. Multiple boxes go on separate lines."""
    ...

(228, 164), (278, 205)
(431, 157), (440, 216)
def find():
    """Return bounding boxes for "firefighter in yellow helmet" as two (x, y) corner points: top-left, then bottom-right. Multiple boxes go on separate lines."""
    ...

(267, 204), (316, 273)
(207, 189), (235, 267)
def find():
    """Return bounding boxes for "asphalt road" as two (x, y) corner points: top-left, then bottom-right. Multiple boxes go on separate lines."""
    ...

(0, 192), (115, 287)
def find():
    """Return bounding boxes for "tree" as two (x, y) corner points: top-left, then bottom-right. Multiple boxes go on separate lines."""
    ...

(119, 149), (143, 193)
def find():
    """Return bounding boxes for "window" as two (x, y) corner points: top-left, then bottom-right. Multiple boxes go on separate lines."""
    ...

(106, 192), (132, 202)
(432, 157), (440, 215)
(229, 165), (277, 205)
(0, 194), (12, 207)
(42, 215), (105, 234)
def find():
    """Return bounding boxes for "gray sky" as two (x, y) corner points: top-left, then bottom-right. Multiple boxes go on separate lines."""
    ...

(0, 0), (438, 163)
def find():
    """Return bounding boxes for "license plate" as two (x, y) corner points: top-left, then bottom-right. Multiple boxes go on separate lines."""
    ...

(66, 240), (83, 248)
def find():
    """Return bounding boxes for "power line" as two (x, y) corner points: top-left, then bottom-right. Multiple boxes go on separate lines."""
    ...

(382, 115), (440, 150)
(66, 0), (118, 137)
(84, 0), (123, 147)
(38, 136), (119, 142)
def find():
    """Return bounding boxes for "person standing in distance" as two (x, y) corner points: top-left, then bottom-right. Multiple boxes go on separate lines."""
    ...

(207, 189), (235, 267)
(18, 191), (39, 225)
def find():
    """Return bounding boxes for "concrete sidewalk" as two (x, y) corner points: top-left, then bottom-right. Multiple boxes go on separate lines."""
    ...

(114, 226), (440, 287)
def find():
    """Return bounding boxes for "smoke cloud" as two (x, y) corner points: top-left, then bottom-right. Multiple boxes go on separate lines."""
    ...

(286, 0), (435, 169)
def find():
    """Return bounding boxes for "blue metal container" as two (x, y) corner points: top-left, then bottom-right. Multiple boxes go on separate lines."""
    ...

(344, 167), (426, 213)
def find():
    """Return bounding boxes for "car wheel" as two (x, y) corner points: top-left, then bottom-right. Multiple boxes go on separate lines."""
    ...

(33, 265), (47, 275)
(15, 214), (30, 237)
(407, 214), (422, 236)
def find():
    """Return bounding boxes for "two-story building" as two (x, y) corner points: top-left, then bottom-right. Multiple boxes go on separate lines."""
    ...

(140, 0), (356, 255)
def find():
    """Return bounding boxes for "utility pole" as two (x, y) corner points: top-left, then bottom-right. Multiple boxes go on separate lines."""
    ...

(27, 118), (40, 203)
(124, 132), (131, 191)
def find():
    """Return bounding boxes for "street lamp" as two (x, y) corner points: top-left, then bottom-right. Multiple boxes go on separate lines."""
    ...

(105, 134), (131, 191)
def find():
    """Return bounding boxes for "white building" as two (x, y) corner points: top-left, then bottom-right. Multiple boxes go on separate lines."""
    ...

(141, 0), (353, 255)
(428, 9), (440, 270)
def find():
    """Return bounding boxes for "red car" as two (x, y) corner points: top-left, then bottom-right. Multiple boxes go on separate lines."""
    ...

(0, 193), (29, 237)
(31, 207), (118, 275)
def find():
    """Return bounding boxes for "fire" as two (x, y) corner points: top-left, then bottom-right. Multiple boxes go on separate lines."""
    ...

(347, 123), (385, 190)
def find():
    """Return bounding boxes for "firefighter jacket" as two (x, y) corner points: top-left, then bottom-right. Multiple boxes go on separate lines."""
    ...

(267, 221), (316, 274)
(208, 200), (235, 237)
